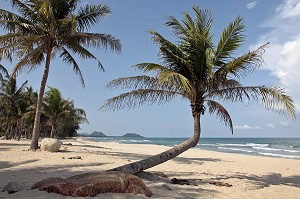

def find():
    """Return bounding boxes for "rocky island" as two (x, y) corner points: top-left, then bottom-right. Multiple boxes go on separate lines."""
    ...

(122, 133), (144, 138)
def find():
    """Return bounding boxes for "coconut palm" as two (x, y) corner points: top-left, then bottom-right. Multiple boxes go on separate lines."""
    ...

(42, 87), (87, 138)
(57, 99), (88, 138)
(21, 86), (37, 139)
(0, 77), (28, 139)
(101, 6), (296, 174)
(0, 0), (121, 150)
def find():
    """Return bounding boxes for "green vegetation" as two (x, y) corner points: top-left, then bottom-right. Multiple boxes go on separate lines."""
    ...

(42, 87), (88, 138)
(102, 6), (296, 174)
(0, 76), (87, 139)
(0, 0), (121, 150)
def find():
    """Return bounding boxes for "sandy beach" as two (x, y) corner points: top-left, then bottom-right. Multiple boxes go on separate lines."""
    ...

(0, 138), (300, 199)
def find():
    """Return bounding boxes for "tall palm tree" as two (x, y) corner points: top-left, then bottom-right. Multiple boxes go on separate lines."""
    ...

(0, 0), (121, 150)
(101, 6), (296, 174)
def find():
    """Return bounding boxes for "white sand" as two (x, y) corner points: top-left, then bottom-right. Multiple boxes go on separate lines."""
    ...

(0, 138), (300, 199)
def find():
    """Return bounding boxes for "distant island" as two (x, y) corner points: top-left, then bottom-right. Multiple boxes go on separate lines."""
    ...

(84, 131), (107, 137)
(122, 133), (144, 138)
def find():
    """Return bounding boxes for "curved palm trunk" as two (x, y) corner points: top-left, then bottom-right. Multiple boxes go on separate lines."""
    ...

(108, 113), (201, 174)
(30, 47), (52, 150)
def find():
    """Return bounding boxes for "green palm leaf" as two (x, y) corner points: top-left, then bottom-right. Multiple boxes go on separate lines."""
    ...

(208, 86), (296, 118)
(59, 47), (84, 86)
(215, 16), (245, 63)
(76, 4), (111, 31)
(11, 44), (45, 76)
(106, 75), (157, 90)
(206, 100), (233, 134)
(101, 89), (182, 111)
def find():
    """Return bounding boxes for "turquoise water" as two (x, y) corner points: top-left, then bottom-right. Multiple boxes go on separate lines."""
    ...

(86, 137), (300, 160)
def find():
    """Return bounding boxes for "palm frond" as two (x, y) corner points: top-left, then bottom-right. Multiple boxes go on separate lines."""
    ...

(106, 75), (157, 90)
(206, 100), (233, 134)
(0, 63), (9, 80)
(0, 9), (43, 34)
(15, 79), (28, 96)
(62, 41), (104, 70)
(216, 43), (268, 78)
(149, 30), (191, 77)
(192, 6), (214, 36)
(100, 89), (182, 111)
(76, 4), (111, 32)
(165, 15), (186, 36)
(11, 45), (45, 77)
(207, 86), (296, 118)
(133, 63), (169, 74)
(67, 32), (121, 52)
(59, 47), (85, 87)
(215, 16), (245, 62)
(158, 70), (195, 98)
(38, 0), (54, 21)
(10, 0), (41, 23)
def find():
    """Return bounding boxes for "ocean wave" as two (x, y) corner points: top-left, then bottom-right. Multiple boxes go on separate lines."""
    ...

(218, 147), (253, 153)
(119, 139), (152, 143)
(291, 145), (300, 148)
(198, 144), (217, 146)
(258, 152), (300, 159)
(283, 149), (299, 153)
(217, 143), (269, 148)
(253, 147), (282, 151)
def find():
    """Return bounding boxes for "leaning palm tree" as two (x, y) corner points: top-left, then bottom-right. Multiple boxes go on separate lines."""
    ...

(0, 0), (121, 150)
(101, 6), (296, 174)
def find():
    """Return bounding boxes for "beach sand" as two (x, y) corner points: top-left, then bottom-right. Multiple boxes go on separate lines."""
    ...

(0, 138), (300, 199)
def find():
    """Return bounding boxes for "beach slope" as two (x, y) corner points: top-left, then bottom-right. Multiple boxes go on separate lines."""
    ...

(0, 138), (299, 198)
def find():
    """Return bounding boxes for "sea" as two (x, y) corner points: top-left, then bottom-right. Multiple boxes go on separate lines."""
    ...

(86, 137), (300, 160)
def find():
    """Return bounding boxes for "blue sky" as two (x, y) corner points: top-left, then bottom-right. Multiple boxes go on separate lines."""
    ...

(1, 0), (300, 138)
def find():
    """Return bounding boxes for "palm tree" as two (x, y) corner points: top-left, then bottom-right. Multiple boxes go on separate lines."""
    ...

(57, 99), (88, 138)
(0, 77), (28, 139)
(0, 0), (121, 150)
(42, 87), (87, 138)
(22, 86), (38, 139)
(101, 6), (296, 174)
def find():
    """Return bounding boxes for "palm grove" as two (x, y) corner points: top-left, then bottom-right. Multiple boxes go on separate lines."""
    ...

(0, 0), (121, 149)
(0, 1), (296, 173)
(0, 72), (87, 139)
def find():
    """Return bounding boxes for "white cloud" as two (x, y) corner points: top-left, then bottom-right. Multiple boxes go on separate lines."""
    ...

(251, 0), (300, 112)
(276, 0), (300, 19)
(234, 124), (261, 130)
(268, 123), (275, 128)
(246, 1), (258, 9)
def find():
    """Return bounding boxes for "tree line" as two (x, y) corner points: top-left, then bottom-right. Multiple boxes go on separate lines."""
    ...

(0, 67), (87, 140)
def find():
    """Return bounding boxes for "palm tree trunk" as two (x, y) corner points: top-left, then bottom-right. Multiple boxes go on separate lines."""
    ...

(108, 113), (201, 174)
(50, 125), (56, 138)
(30, 46), (52, 150)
